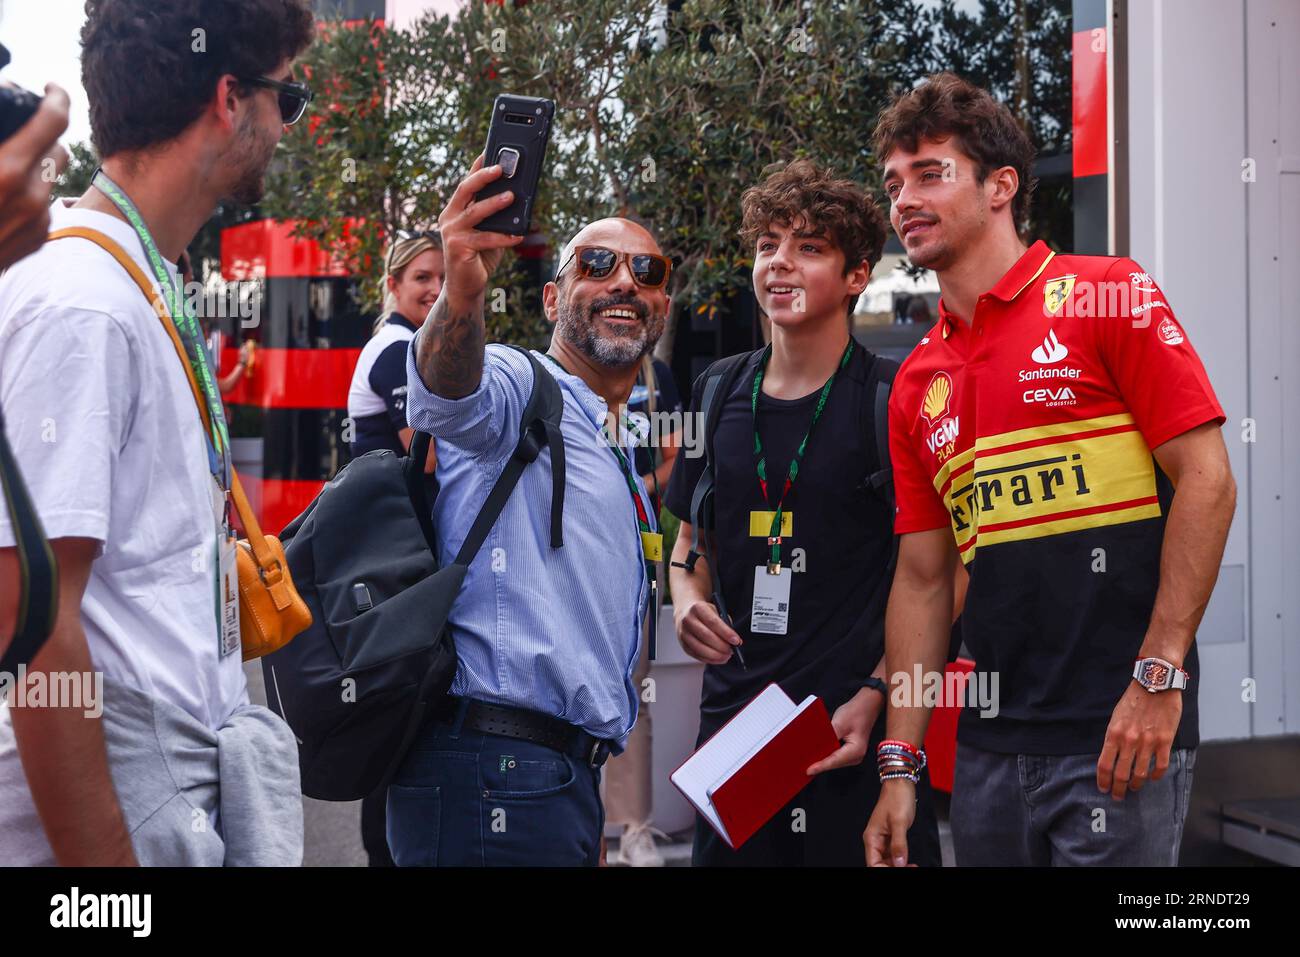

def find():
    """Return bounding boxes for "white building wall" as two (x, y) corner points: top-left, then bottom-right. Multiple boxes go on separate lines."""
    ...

(1127, 0), (1300, 741)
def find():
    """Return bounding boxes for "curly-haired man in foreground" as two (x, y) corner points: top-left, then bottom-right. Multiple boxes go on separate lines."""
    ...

(0, 0), (315, 866)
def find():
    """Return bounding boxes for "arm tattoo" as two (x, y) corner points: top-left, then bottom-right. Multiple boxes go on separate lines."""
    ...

(414, 295), (486, 399)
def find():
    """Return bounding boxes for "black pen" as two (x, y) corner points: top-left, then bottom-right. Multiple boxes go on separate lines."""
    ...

(719, 602), (747, 670)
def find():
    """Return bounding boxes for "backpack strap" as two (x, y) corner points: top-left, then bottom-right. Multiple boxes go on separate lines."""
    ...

(864, 353), (900, 512)
(862, 352), (900, 572)
(402, 430), (439, 555)
(0, 404), (59, 673)
(513, 346), (566, 549)
(452, 347), (565, 567)
(676, 351), (756, 576)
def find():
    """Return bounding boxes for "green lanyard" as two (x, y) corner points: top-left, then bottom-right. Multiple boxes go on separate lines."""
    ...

(602, 418), (657, 541)
(752, 337), (854, 571)
(93, 169), (232, 490)
(603, 414), (659, 659)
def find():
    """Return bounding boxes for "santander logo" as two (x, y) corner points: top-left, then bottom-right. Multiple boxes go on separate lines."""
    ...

(1031, 329), (1069, 364)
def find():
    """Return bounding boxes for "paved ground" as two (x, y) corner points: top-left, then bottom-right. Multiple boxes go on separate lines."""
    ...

(246, 662), (955, 868)
(244, 662), (367, 866)
(607, 812), (955, 867)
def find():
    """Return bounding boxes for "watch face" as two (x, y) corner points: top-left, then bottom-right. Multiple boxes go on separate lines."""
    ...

(1142, 661), (1170, 689)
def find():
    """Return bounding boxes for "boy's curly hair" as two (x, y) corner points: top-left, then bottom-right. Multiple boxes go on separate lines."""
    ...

(740, 158), (888, 275)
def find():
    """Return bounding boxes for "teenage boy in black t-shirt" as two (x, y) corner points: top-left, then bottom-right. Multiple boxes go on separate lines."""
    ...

(664, 160), (941, 866)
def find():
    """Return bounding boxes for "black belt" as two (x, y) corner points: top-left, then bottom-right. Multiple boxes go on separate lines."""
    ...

(432, 697), (615, 768)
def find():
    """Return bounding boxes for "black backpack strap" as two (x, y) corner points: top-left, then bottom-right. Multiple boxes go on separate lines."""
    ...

(865, 354), (900, 512)
(861, 353), (900, 573)
(675, 351), (755, 576)
(453, 348), (565, 567)
(401, 430), (439, 555)
(509, 347), (565, 548)
(0, 405), (59, 673)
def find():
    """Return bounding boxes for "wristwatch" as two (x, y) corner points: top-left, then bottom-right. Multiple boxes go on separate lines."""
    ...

(1132, 656), (1190, 693)
(862, 676), (888, 697)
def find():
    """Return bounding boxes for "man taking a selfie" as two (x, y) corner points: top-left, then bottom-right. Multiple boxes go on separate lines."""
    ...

(395, 153), (672, 867)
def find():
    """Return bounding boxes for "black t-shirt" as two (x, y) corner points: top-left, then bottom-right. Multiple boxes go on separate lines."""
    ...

(664, 345), (896, 730)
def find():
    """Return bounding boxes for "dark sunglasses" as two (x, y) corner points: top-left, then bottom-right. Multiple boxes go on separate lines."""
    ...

(243, 75), (314, 126)
(556, 246), (672, 289)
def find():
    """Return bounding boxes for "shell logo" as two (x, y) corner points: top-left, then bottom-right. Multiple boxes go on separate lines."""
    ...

(921, 371), (954, 426)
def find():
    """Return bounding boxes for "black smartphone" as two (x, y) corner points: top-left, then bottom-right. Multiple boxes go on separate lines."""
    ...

(472, 94), (554, 236)
(0, 44), (41, 144)
(0, 86), (40, 143)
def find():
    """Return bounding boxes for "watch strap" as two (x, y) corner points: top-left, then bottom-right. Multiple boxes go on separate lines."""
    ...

(1133, 656), (1190, 691)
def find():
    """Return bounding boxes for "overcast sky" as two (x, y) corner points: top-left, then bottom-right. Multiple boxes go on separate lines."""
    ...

(0, 0), (92, 146)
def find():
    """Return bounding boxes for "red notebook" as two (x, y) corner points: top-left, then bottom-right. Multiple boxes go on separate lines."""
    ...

(671, 684), (839, 849)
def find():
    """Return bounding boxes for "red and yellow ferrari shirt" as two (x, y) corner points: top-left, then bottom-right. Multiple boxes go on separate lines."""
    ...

(890, 240), (1225, 754)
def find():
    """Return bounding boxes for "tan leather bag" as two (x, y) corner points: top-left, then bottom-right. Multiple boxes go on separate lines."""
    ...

(47, 226), (312, 660)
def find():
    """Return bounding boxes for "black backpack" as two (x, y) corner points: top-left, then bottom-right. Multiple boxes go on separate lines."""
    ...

(674, 346), (898, 625)
(0, 404), (58, 673)
(262, 346), (566, 801)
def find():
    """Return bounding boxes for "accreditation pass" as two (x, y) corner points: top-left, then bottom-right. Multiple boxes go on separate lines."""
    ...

(751, 565), (791, 635)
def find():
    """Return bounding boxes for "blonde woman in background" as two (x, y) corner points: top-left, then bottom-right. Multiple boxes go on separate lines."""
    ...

(346, 230), (443, 866)
(347, 231), (443, 469)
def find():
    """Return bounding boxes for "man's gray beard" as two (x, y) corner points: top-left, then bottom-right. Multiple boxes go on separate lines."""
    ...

(556, 300), (657, 368)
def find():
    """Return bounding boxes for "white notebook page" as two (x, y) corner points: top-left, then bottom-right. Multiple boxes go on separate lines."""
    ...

(707, 694), (820, 800)
(669, 684), (796, 844)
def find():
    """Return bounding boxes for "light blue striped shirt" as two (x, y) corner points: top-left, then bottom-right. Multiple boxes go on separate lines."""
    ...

(405, 343), (650, 748)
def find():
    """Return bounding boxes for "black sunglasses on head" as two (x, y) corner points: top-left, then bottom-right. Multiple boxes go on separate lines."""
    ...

(243, 75), (313, 126)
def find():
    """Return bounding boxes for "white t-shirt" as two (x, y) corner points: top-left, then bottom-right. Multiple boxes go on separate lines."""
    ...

(346, 316), (415, 419)
(0, 202), (249, 730)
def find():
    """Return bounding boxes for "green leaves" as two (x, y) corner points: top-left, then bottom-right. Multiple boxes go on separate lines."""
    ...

(262, 0), (1069, 343)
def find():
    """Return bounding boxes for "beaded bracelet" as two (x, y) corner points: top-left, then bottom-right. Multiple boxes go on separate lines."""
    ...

(879, 739), (923, 759)
(878, 742), (927, 770)
(880, 770), (922, 784)
(877, 739), (926, 783)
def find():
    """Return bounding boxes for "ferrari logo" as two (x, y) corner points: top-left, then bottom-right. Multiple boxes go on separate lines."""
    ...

(1043, 274), (1076, 316)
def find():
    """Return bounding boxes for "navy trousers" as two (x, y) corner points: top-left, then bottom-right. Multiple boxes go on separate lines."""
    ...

(386, 705), (605, 867)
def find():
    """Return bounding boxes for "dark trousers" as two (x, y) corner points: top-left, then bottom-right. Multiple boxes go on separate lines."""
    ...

(692, 716), (942, 867)
(950, 742), (1196, 866)
(385, 705), (605, 867)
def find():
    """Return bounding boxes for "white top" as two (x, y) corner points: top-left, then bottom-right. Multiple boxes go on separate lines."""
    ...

(346, 316), (416, 419)
(0, 202), (249, 731)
